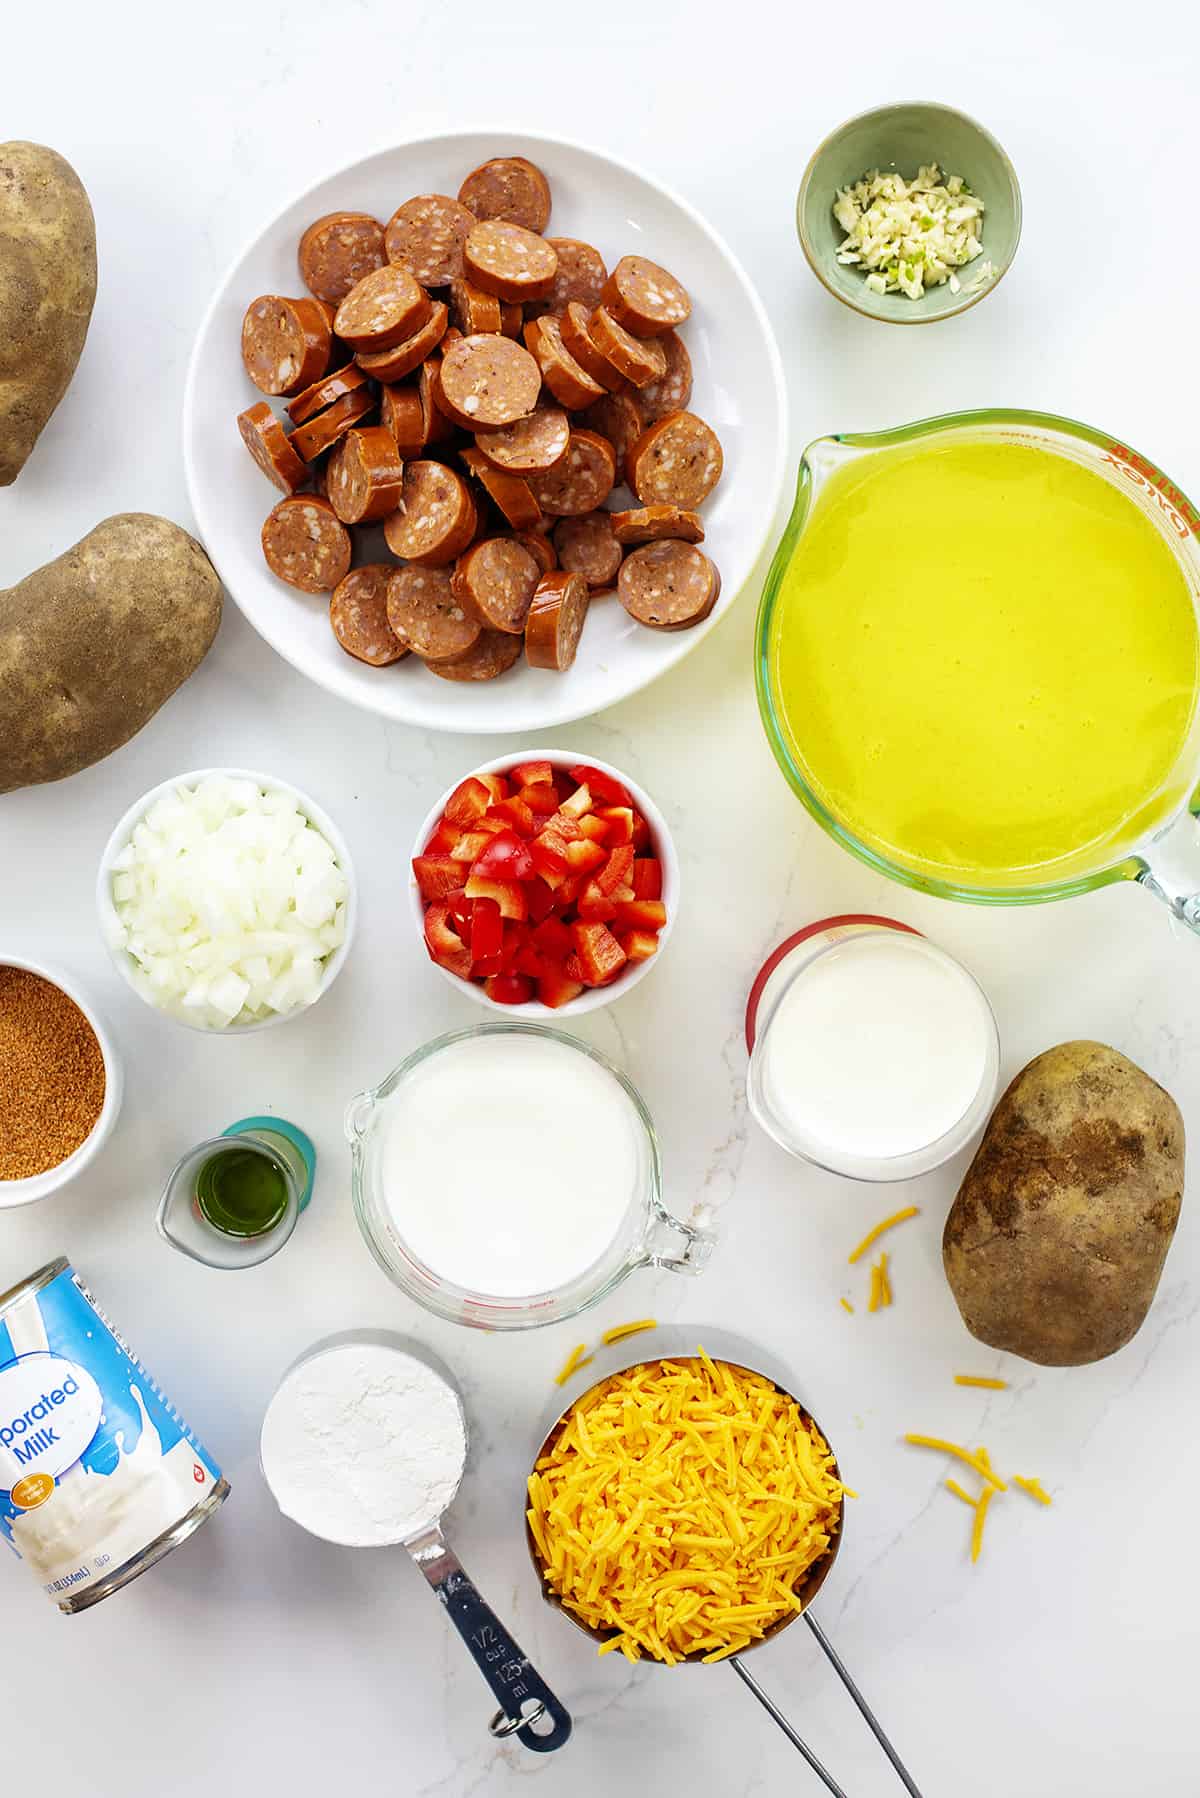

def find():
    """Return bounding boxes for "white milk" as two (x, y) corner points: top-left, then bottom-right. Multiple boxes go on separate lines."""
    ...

(750, 932), (998, 1178)
(378, 1033), (645, 1297)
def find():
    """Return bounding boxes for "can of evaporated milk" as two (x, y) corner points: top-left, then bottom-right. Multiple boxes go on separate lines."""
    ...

(0, 1258), (229, 1613)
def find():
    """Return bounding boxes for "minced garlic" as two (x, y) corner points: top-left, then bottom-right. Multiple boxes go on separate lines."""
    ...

(833, 164), (986, 299)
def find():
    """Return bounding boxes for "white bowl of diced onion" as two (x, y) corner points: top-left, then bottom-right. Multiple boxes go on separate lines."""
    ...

(96, 768), (356, 1032)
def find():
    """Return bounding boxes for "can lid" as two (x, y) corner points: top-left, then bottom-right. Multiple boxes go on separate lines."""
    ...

(0, 1257), (70, 1322)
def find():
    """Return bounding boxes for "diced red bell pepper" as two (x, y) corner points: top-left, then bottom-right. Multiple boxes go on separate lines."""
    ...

(596, 845), (635, 897)
(559, 783), (593, 821)
(471, 955), (504, 977)
(412, 854), (464, 902)
(500, 919), (530, 964)
(630, 810), (651, 851)
(555, 873), (584, 910)
(564, 952), (585, 981)
(618, 929), (660, 964)
(577, 813), (610, 843)
(484, 972), (534, 1005)
(519, 782), (560, 816)
(425, 818), (459, 853)
(473, 828), (536, 884)
(531, 916), (573, 961)
(423, 903), (472, 977)
(486, 796), (536, 837)
(538, 966), (585, 1009)
(469, 896), (503, 963)
(596, 805), (634, 844)
(510, 759), (554, 788)
(449, 829), (494, 864)
(513, 944), (545, 979)
(542, 810), (583, 844)
(568, 764), (632, 806)
(632, 857), (663, 899)
(525, 878), (557, 924)
(530, 816), (580, 884)
(448, 889), (472, 931)
(571, 921), (627, 987)
(464, 872), (528, 921)
(565, 838), (607, 876)
(613, 898), (667, 932)
(577, 880), (618, 921)
(444, 773), (507, 825)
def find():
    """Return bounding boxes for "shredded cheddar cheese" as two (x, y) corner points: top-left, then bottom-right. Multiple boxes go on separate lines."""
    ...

(1013, 1475), (1052, 1507)
(970, 1485), (994, 1562)
(554, 1343), (595, 1386)
(601, 1319), (658, 1346)
(945, 1477), (976, 1507)
(528, 1355), (847, 1665)
(867, 1252), (892, 1312)
(904, 1435), (1007, 1490)
(840, 1298), (854, 1315)
(848, 1206), (919, 1265)
(953, 1375), (1008, 1390)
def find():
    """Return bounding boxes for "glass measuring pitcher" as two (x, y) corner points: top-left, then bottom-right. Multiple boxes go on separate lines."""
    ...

(755, 408), (1200, 930)
(346, 1025), (714, 1330)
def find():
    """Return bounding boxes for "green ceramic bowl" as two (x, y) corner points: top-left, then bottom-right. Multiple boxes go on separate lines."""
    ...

(797, 101), (1021, 324)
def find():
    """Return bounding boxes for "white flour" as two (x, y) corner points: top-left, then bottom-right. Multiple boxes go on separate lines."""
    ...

(259, 1342), (466, 1547)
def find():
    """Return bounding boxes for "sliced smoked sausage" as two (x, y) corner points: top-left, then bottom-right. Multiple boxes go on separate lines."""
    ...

(581, 391), (644, 466)
(384, 195), (477, 286)
(610, 503), (705, 545)
(510, 529), (557, 575)
(384, 460), (477, 565)
(449, 278), (502, 334)
(454, 537), (540, 633)
(325, 426), (405, 524)
(427, 628), (524, 682)
(418, 361), (457, 446)
(525, 570), (590, 671)
(600, 255), (691, 337)
(625, 411), (724, 508)
(523, 316), (604, 410)
(286, 361), (371, 425)
(560, 302), (626, 394)
(528, 430), (616, 517)
(381, 383), (426, 459)
(290, 385), (376, 462)
(528, 238), (607, 318)
(458, 157), (551, 233)
(617, 540), (720, 630)
(437, 334), (541, 428)
(330, 566), (408, 665)
(463, 221), (558, 302)
(262, 496), (352, 593)
(334, 266), (431, 352)
(552, 512), (622, 589)
(586, 308), (667, 388)
(459, 448), (541, 530)
(355, 302), (448, 381)
(298, 213), (387, 306)
(473, 405), (569, 475)
(242, 295), (332, 396)
(636, 330), (693, 423)
(386, 565), (481, 661)
(238, 402), (309, 495)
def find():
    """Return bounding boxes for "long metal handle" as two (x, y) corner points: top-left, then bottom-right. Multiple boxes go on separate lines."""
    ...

(729, 1657), (847, 1796)
(805, 1611), (924, 1796)
(407, 1526), (572, 1753)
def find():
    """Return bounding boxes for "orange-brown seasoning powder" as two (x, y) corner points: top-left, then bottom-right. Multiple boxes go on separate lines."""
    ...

(0, 968), (106, 1179)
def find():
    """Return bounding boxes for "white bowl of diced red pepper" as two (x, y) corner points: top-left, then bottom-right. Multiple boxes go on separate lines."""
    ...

(409, 752), (677, 1015)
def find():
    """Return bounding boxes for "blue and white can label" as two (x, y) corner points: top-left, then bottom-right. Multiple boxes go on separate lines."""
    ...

(0, 1260), (225, 1608)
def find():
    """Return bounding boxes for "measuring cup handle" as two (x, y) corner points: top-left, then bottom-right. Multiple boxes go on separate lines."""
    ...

(411, 1533), (572, 1753)
(1137, 803), (1200, 937)
(643, 1203), (717, 1275)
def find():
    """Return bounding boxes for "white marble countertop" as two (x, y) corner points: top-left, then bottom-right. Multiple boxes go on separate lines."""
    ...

(3, 4), (1199, 1792)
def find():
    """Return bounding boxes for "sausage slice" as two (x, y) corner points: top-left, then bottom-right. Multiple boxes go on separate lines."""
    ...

(552, 513), (622, 589)
(242, 295), (332, 396)
(581, 391), (644, 466)
(586, 308), (667, 388)
(636, 330), (693, 423)
(384, 195), (477, 286)
(384, 460), (477, 565)
(334, 266), (431, 352)
(460, 448), (542, 529)
(610, 504), (705, 545)
(290, 386), (376, 463)
(426, 628), (524, 682)
(525, 570), (590, 671)
(473, 406), (570, 475)
(325, 426), (405, 524)
(528, 430), (616, 517)
(458, 157), (551, 233)
(560, 302), (626, 394)
(238, 402), (309, 495)
(523, 316), (604, 410)
(355, 302), (448, 381)
(528, 238), (608, 318)
(286, 361), (371, 425)
(262, 496), (351, 593)
(381, 383), (426, 459)
(617, 541), (720, 631)
(463, 221), (558, 302)
(600, 255), (692, 337)
(449, 277), (502, 334)
(386, 565), (481, 661)
(437, 334), (541, 428)
(298, 212), (387, 306)
(625, 411), (724, 509)
(454, 537), (541, 633)
(330, 566), (408, 665)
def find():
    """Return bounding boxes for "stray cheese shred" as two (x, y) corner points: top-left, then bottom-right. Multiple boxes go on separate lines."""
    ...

(839, 1298), (854, 1315)
(953, 1375), (1008, 1390)
(848, 1206), (919, 1265)
(1013, 1475), (1052, 1507)
(970, 1485), (994, 1562)
(601, 1319), (658, 1346)
(528, 1355), (847, 1664)
(945, 1477), (976, 1507)
(904, 1435), (1007, 1490)
(867, 1252), (892, 1312)
(554, 1343), (595, 1386)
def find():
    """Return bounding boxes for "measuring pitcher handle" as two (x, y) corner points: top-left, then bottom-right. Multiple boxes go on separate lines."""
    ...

(1135, 802), (1200, 934)
(643, 1203), (716, 1276)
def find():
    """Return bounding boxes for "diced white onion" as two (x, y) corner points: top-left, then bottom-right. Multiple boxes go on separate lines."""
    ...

(107, 776), (349, 1030)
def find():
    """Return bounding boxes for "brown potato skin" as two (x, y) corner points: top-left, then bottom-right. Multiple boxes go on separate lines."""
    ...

(0, 142), (97, 484)
(943, 1041), (1184, 1366)
(0, 515), (222, 792)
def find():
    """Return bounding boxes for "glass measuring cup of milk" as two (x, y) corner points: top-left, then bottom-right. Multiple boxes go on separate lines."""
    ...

(756, 408), (1200, 935)
(347, 1025), (714, 1329)
(745, 916), (1000, 1181)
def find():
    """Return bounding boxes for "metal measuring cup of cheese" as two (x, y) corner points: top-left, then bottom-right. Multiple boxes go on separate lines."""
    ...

(260, 1331), (570, 1753)
(526, 1327), (922, 1797)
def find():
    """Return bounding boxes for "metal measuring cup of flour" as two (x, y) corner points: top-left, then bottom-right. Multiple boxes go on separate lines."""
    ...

(262, 1330), (571, 1753)
(527, 1326), (921, 1796)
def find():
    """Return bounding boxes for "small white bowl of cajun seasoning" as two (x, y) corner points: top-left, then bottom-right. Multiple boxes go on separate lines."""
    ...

(0, 956), (123, 1207)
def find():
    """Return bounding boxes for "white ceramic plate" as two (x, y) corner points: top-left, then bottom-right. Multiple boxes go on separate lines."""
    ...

(184, 130), (788, 735)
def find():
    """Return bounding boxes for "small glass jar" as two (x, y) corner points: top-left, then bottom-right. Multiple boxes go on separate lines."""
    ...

(347, 1024), (714, 1330)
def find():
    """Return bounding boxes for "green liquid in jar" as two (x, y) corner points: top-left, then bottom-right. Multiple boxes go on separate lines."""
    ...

(195, 1145), (289, 1238)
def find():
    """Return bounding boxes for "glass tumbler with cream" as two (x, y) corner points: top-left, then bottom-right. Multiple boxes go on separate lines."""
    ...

(745, 916), (999, 1181)
(347, 1025), (714, 1329)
